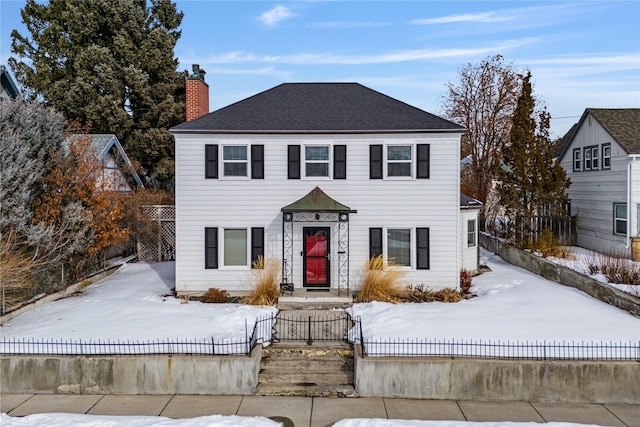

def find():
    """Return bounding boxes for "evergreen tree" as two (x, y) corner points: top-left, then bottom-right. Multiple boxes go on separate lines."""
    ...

(496, 72), (570, 246)
(9, 0), (186, 189)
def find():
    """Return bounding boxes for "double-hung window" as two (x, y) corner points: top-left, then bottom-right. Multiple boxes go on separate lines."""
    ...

(591, 146), (599, 170)
(584, 147), (592, 170)
(467, 219), (476, 247)
(386, 145), (412, 177)
(204, 227), (265, 269)
(573, 149), (581, 171)
(614, 203), (627, 235)
(602, 144), (611, 169)
(305, 145), (330, 177)
(223, 146), (248, 177)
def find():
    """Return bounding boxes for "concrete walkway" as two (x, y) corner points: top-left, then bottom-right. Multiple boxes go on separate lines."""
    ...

(2, 394), (638, 426)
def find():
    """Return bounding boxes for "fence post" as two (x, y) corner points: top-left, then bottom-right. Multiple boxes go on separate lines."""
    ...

(307, 316), (313, 345)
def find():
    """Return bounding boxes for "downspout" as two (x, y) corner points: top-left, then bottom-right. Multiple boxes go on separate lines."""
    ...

(627, 155), (640, 249)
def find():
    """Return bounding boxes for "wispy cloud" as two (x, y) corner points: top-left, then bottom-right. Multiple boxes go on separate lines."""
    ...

(257, 5), (295, 27)
(202, 38), (537, 66)
(310, 21), (390, 29)
(411, 12), (512, 25)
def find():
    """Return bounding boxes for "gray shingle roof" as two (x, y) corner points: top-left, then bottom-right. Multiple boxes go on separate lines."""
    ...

(171, 83), (464, 134)
(588, 108), (640, 154)
(460, 192), (483, 209)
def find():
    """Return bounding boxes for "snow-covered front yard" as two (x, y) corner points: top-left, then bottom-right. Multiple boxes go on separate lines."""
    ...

(2, 251), (639, 427)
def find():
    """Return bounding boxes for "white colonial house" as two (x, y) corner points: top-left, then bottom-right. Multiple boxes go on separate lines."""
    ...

(557, 108), (640, 259)
(171, 76), (470, 295)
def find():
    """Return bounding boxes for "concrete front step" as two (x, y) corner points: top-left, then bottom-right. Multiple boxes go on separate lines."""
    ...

(259, 370), (353, 385)
(255, 383), (357, 397)
(257, 343), (356, 397)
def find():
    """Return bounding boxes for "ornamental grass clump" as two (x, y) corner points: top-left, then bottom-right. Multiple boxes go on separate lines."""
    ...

(244, 256), (281, 306)
(354, 255), (407, 303)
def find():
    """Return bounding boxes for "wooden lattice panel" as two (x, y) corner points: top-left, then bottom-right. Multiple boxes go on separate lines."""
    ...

(138, 205), (175, 262)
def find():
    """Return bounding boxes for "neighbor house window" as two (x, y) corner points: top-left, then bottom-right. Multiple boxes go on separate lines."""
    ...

(590, 146), (599, 170)
(223, 145), (248, 177)
(573, 149), (581, 171)
(583, 147), (592, 170)
(614, 203), (627, 235)
(387, 228), (411, 266)
(224, 229), (248, 266)
(467, 219), (476, 247)
(602, 144), (611, 169)
(386, 145), (412, 177)
(304, 145), (330, 177)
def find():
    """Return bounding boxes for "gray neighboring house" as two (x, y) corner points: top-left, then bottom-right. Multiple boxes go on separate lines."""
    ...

(557, 108), (640, 259)
(1, 65), (20, 100)
(65, 134), (143, 193)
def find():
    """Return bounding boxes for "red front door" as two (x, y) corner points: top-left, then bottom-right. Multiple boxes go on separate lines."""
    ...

(303, 227), (330, 287)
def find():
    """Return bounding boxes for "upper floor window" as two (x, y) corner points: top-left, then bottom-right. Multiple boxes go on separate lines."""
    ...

(583, 146), (592, 170)
(573, 149), (581, 171)
(614, 203), (627, 235)
(305, 145), (330, 177)
(223, 146), (248, 177)
(602, 144), (611, 169)
(591, 146), (599, 169)
(386, 145), (412, 177)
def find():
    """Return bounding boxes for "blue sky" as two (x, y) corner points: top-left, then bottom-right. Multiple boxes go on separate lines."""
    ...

(1, 0), (639, 138)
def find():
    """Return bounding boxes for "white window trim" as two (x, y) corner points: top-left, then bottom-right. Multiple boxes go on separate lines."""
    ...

(221, 144), (250, 180)
(383, 227), (413, 269)
(602, 143), (611, 170)
(591, 146), (600, 170)
(220, 227), (251, 270)
(573, 148), (581, 171)
(302, 143), (332, 180)
(583, 146), (592, 171)
(467, 219), (477, 248)
(384, 144), (414, 180)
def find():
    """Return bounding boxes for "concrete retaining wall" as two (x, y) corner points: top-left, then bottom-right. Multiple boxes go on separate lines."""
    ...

(0, 346), (262, 395)
(354, 346), (640, 403)
(479, 233), (640, 317)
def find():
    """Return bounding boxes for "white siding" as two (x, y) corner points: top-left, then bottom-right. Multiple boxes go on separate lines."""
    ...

(460, 209), (480, 273)
(559, 113), (633, 256)
(175, 133), (462, 293)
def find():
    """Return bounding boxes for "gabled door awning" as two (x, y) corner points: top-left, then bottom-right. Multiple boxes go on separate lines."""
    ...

(281, 186), (357, 213)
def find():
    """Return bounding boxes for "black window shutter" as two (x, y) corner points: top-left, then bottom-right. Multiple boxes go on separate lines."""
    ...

(288, 145), (300, 179)
(205, 227), (218, 269)
(251, 227), (265, 267)
(369, 228), (383, 259)
(251, 145), (264, 179)
(416, 228), (430, 270)
(417, 144), (430, 179)
(370, 145), (383, 179)
(205, 145), (218, 179)
(334, 145), (347, 179)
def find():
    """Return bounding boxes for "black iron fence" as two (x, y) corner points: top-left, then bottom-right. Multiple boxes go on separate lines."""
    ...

(352, 319), (639, 360)
(269, 312), (354, 344)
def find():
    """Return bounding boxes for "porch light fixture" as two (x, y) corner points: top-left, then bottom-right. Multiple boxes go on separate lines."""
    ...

(283, 213), (293, 222)
(339, 213), (348, 222)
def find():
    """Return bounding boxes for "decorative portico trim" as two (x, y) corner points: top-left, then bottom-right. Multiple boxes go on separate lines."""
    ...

(281, 187), (356, 296)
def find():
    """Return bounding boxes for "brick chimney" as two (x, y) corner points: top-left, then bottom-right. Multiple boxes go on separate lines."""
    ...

(185, 64), (209, 121)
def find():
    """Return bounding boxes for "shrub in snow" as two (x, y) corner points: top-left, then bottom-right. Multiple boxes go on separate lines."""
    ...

(354, 255), (407, 303)
(244, 256), (280, 306)
(405, 285), (462, 303)
(201, 288), (230, 303)
(460, 269), (472, 294)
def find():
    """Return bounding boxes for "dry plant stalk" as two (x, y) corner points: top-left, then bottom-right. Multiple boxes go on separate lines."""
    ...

(244, 256), (281, 306)
(0, 236), (35, 308)
(355, 255), (407, 303)
(405, 285), (462, 303)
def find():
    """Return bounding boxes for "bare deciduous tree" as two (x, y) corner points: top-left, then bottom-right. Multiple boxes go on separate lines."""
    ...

(442, 55), (522, 215)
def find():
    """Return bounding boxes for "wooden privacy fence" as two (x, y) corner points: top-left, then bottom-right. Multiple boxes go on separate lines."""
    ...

(137, 205), (175, 262)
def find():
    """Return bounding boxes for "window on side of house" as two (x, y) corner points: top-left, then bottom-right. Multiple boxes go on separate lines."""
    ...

(304, 145), (330, 177)
(591, 146), (599, 170)
(386, 145), (412, 178)
(223, 228), (248, 266)
(614, 203), (627, 235)
(387, 228), (411, 267)
(602, 144), (611, 169)
(222, 145), (248, 177)
(573, 148), (581, 171)
(583, 146), (592, 170)
(467, 219), (476, 247)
